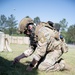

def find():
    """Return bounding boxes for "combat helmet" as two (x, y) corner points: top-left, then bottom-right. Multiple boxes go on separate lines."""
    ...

(18, 17), (34, 33)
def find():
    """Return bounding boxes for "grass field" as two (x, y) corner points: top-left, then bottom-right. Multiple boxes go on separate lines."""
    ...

(0, 44), (75, 75)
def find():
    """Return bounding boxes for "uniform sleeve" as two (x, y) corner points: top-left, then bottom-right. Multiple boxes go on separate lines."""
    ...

(23, 47), (34, 57)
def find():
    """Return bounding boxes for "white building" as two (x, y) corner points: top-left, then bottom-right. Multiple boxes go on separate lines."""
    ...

(0, 31), (12, 52)
(0, 31), (4, 52)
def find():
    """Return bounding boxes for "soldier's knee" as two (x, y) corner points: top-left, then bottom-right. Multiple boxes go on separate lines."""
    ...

(38, 62), (48, 71)
(54, 58), (68, 71)
(38, 64), (46, 71)
(59, 59), (70, 71)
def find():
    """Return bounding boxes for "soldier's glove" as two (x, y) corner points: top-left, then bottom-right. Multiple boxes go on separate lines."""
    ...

(12, 57), (20, 65)
(26, 62), (34, 71)
(26, 58), (38, 71)
(26, 65), (33, 71)
(12, 53), (26, 65)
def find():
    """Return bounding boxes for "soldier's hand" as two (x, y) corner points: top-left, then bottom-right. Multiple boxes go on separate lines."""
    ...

(26, 66), (33, 71)
(12, 57), (20, 65)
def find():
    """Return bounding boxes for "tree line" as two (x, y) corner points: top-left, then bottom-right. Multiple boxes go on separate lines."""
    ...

(0, 14), (75, 44)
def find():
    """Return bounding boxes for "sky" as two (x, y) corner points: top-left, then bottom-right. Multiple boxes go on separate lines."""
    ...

(0, 0), (75, 27)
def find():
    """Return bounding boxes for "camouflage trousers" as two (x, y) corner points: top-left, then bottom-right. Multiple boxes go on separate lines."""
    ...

(38, 50), (66, 71)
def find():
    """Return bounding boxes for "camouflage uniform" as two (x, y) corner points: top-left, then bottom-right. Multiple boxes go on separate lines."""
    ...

(14, 18), (68, 71)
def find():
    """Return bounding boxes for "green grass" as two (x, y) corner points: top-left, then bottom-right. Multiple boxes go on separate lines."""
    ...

(0, 44), (75, 75)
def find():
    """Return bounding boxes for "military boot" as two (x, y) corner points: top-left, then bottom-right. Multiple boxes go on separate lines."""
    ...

(59, 59), (70, 71)
(46, 58), (70, 72)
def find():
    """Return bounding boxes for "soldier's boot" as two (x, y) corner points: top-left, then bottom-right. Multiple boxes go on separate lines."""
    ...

(12, 53), (26, 65)
(59, 59), (70, 71)
(53, 58), (70, 71)
(46, 58), (70, 72)
(46, 63), (60, 72)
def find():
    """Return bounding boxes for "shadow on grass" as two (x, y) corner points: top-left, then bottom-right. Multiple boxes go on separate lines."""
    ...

(0, 57), (38, 75)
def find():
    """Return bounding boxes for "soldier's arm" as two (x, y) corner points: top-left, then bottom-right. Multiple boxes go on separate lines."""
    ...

(23, 46), (34, 57)
(12, 46), (34, 65)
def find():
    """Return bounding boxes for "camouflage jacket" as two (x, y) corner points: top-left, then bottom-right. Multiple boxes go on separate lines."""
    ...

(33, 22), (68, 61)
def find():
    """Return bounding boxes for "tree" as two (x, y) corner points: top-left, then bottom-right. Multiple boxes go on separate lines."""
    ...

(7, 14), (18, 35)
(67, 24), (75, 44)
(25, 16), (30, 18)
(59, 18), (68, 31)
(34, 17), (41, 24)
(0, 15), (7, 32)
(59, 18), (68, 39)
